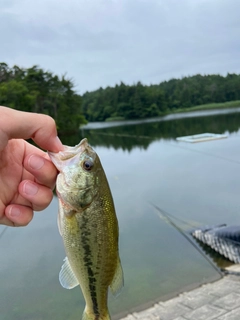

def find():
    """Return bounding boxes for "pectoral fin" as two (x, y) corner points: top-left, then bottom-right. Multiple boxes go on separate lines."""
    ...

(59, 257), (79, 289)
(110, 258), (124, 297)
(57, 211), (63, 236)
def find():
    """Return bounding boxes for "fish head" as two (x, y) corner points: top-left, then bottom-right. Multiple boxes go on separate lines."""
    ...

(48, 138), (101, 212)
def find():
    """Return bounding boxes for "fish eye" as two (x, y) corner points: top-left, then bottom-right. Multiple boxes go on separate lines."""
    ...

(83, 160), (94, 171)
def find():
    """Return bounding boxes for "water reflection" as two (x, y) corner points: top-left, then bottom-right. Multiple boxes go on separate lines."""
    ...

(77, 111), (240, 151)
(194, 239), (233, 270)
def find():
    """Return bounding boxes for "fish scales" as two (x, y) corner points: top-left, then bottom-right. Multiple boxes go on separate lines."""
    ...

(48, 138), (123, 320)
(62, 196), (118, 314)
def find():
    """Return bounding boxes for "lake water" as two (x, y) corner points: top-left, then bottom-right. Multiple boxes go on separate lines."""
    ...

(1, 108), (240, 319)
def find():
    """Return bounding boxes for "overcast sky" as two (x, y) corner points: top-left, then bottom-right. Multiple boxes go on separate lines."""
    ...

(1, 0), (240, 93)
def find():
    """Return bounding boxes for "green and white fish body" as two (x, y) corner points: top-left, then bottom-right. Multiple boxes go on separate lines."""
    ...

(49, 138), (123, 320)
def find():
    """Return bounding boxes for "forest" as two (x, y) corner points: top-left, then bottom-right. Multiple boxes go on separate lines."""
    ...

(82, 74), (240, 121)
(1, 62), (240, 131)
(0, 62), (86, 134)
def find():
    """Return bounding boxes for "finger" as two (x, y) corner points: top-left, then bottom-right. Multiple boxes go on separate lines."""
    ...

(5, 204), (34, 227)
(24, 142), (58, 189)
(18, 180), (53, 211)
(0, 106), (63, 152)
(24, 153), (58, 190)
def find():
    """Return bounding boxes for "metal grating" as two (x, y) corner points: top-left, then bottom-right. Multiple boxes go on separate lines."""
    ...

(192, 225), (240, 264)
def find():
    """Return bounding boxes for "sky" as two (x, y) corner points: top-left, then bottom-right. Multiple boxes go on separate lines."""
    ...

(1, 0), (240, 94)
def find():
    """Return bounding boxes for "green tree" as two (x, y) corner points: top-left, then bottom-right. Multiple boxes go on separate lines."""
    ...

(0, 62), (86, 134)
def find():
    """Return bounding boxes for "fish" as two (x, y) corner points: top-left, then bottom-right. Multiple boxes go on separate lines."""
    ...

(48, 138), (123, 320)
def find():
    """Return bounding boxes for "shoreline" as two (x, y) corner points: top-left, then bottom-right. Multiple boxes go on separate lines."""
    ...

(116, 265), (240, 320)
(113, 273), (222, 320)
(81, 106), (240, 130)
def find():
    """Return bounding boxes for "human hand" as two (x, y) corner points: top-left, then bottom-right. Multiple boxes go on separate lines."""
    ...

(0, 106), (63, 227)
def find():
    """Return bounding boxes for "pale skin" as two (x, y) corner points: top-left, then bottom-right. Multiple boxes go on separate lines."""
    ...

(0, 106), (64, 227)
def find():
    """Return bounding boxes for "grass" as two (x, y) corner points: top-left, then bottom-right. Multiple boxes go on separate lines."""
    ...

(170, 100), (240, 114)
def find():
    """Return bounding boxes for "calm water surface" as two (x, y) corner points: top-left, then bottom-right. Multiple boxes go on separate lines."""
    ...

(1, 109), (240, 319)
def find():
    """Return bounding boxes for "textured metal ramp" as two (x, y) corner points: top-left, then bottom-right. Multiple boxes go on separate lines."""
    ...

(192, 225), (240, 263)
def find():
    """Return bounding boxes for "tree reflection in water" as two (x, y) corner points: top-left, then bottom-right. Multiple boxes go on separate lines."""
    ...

(59, 111), (240, 151)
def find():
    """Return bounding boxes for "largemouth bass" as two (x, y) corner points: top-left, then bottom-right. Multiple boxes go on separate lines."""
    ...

(48, 138), (123, 320)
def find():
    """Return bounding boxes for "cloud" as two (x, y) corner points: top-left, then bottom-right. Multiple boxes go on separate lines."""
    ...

(1, 0), (240, 93)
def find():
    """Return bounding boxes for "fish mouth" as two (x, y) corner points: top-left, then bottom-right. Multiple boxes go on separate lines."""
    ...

(48, 138), (89, 171)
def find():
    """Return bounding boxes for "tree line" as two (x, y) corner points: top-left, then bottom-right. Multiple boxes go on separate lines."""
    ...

(0, 62), (86, 134)
(1, 62), (240, 129)
(82, 74), (240, 121)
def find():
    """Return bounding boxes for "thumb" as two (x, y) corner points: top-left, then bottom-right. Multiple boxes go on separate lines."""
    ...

(0, 106), (63, 152)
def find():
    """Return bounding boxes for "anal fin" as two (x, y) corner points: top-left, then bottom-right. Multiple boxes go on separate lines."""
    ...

(110, 258), (124, 297)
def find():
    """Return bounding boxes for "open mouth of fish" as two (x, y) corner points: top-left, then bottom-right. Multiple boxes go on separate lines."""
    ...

(48, 138), (88, 172)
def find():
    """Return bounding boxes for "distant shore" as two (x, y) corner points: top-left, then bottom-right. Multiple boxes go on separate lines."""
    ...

(169, 100), (240, 114)
(81, 104), (240, 130)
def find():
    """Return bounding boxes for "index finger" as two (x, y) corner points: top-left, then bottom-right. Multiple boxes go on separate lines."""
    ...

(0, 106), (63, 152)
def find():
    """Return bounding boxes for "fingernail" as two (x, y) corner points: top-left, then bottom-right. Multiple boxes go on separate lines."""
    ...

(29, 155), (45, 170)
(9, 206), (21, 217)
(55, 136), (64, 151)
(23, 181), (38, 195)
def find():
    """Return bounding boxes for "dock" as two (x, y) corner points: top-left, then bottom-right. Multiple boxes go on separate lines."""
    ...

(120, 266), (240, 320)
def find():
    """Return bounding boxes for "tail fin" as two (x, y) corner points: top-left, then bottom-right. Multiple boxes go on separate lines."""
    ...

(82, 309), (111, 320)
